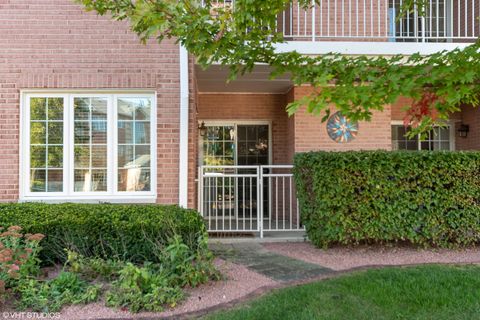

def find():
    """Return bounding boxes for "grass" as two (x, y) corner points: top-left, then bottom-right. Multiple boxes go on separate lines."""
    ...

(204, 265), (480, 320)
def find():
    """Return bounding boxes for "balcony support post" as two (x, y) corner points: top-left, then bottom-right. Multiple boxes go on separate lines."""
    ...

(311, 0), (316, 42)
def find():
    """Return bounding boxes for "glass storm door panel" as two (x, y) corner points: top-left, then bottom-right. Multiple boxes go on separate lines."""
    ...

(200, 124), (270, 221)
(202, 125), (235, 166)
(236, 125), (270, 219)
(202, 125), (236, 218)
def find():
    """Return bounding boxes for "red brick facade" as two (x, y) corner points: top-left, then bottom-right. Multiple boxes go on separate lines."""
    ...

(2, 1), (479, 208)
(0, 0), (189, 203)
(289, 86), (392, 153)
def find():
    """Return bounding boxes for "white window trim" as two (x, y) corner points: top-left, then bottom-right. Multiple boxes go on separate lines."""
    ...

(391, 120), (456, 151)
(19, 90), (157, 203)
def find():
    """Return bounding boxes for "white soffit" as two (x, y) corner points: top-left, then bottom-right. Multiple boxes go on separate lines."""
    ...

(195, 64), (292, 93)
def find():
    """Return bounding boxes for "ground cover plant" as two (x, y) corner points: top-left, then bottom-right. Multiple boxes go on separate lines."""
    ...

(0, 203), (220, 313)
(205, 265), (480, 320)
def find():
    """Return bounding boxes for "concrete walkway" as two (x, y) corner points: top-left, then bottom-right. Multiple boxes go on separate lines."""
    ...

(210, 242), (333, 282)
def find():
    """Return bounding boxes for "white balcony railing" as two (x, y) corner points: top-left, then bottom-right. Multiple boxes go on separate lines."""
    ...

(202, 0), (479, 43)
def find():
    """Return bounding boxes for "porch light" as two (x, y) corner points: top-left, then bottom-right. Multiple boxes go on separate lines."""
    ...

(198, 121), (208, 137)
(457, 124), (469, 138)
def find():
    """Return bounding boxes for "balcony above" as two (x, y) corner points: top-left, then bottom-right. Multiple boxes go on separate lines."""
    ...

(205, 0), (479, 55)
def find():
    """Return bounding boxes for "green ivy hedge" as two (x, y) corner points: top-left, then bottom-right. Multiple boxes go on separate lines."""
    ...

(0, 203), (206, 264)
(294, 151), (480, 248)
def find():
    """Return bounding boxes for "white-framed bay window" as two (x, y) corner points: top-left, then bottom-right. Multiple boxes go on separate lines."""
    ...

(20, 91), (157, 202)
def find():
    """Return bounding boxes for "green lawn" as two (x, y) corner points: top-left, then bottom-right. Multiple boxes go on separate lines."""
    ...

(205, 265), (480, 320)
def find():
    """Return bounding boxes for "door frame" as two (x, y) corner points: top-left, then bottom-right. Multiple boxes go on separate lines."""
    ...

(198, 120), (272, 221)
(197, 120), (273, 166)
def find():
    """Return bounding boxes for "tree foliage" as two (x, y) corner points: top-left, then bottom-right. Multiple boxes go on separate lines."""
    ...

(77, 0), (480, 134)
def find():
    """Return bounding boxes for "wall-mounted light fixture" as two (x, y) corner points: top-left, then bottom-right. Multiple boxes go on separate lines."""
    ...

(198, 121), (208, 137)
(458, 124), (469, 138)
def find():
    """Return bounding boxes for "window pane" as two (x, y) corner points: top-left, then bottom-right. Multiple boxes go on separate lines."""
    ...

(47, 170), (63, 192)
(440, 141), (450, 150)
(29, 97), (64, 193)
(30, 98), (46, 120)
(406, 141), (418, 150)
(420, 141), (431, 150)
(391, 125), (419, 151)
(135, 146), (150, 167)
(30, 146), (46, 168)
(117, 168), (150, 192)
(91, 98), (108, 120)
(30, 122), (46, 144)
(47, 146), (63, 168)
(91, 145), (107, 167)
(439, 127), (450, 140)
(135, 122), (150, 144)
(73, 97), (109, 193)
(74, 122), (90, 144)
(30, 169), (46, 192)
(74, 169), (107, 192)
(47, 98), (64, 120)
(74, 98), (90, 120)
(74, 146), (90, 168)
(135, 99), (151, 120)
(92, 121), (107, 144)
(48, 122), (63, 144)
(117, 99), (135, 120)
(433, 141), (450, 151)
(118, 121), (134, 144)
(118, 145), (134, 168)
(117, 97), (152, 192)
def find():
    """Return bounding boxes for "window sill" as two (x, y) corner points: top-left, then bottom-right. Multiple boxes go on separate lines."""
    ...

(18, 195), (157, 204)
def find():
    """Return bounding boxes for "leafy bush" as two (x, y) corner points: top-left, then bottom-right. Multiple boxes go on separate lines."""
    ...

(294, 151), (480, 248)
(68, 235), (220, 313)
(0, 203), (206, 264)
(105, 262), (184, 312)
(65, 250), (124, 281)
(0, 226), (43, 300)
(15, 271), (101, 312)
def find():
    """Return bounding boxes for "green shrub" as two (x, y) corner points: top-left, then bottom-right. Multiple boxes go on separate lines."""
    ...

(15, 271), (101, 312)
(294, 151), (480, 248)
(0, 226), (43, 300)
(68, 235), (220, 313)
(0, 203), (206, 264)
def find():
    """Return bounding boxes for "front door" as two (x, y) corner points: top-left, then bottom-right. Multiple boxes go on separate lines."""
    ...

(236, 125), (270, 219)
(200, 122), (270, 224)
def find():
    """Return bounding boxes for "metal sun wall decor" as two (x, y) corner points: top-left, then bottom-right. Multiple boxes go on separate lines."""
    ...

(326, 111), (359, 143)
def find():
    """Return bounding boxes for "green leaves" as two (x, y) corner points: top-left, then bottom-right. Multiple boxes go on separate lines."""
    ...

(0, 203), (207, 264)
(77, 0), (480, 135)
(294, 151), (480, 248)
(15, 272), (101, 312)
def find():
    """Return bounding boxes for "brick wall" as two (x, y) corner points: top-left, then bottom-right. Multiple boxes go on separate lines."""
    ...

(0, 0), (186, 203)
(455, 105), (480, 150)
(285, 88), (296, 162)
(291, 86), (392, 152)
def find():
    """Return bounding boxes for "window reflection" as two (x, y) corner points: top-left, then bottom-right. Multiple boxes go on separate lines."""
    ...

(117, 98), (152, 192)
(73, 97), (108, 192)
(29, 97), (64, 192)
